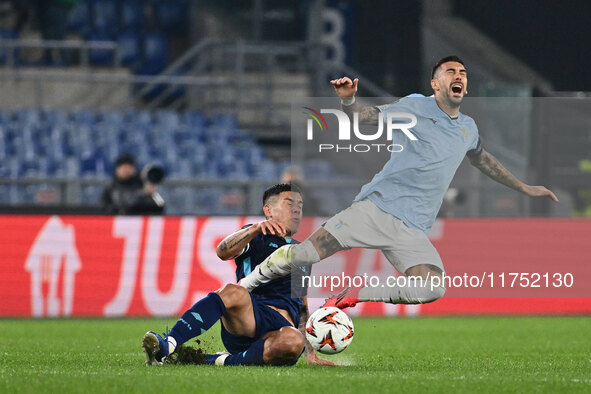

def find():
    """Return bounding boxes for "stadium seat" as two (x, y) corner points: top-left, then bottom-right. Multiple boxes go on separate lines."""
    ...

(67, 0), (93, 34)
(93, 1), (118, 33)
(87, 31), (115, 65)
(181, 111), (208, 130)
(121, 0), (145, 31)
(209, 113), (237, 129)
(152, 0), (189, 34)
(0, 108), (337, 213)
(0, 28), (18, 65)
(117, 30), (142, 68)
(141, 33), (169, 75)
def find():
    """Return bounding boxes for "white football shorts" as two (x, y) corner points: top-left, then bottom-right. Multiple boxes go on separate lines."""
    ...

(322, 198), (444, 275)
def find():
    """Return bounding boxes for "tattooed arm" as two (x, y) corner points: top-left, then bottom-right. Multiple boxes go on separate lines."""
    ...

(299, 297), (336, 366)
(216, 220), (287, 260)
(469, 149), (558, 202)
(342, 100), (380, 126)
(330, 76), (380, 125)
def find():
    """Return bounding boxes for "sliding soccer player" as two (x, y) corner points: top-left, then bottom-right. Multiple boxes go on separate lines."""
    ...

(143, 184), (333, 366)
(240, 56), (558, 308)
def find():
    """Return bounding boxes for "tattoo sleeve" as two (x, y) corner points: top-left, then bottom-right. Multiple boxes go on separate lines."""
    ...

(216, 225), (259, 260)
(469, 150), (526, 193)
(309, 228), (343, 260)
(341, 101), (380, 126)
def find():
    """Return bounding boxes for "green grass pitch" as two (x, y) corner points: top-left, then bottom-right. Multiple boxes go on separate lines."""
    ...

(1, 316), (590, 393)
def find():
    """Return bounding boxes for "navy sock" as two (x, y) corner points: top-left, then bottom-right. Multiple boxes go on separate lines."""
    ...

(169, 292), (226, 347)
(223, 339), (267, 366)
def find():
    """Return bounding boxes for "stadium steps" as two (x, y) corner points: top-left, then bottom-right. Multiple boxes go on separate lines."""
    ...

(193, 71), (310, 159)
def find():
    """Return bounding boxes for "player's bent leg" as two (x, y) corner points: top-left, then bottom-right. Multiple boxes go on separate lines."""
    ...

(143, 284), (256, 365)
(218, 326), (305, 366)
(218, 284), (257, 338)
(326, 264), (446, 309)
(262, 326), (306, 366)
(240, 229), (335, 291)
(307, 228), (346, 260)
(358, 263), (445, 304)
(143, 288), (230, 364)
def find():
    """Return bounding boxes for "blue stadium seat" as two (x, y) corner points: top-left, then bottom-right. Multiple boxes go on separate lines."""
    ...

(181, 111), (208, 130)
(152, 0), (189, 34)
(0, 108), (337, 213)
(87, 31), (115, 65)
(209, 113), (237, 129)
(71, 109), (96, 125)
(253, 159), (278, 180)
(117, 30), (142, 67)
(121, 0), (145, 30)
(141, 33), (168, 75)
(43, 109), (68, 128)
(93, 0), (118, 33)
(99, 109), (124, 125)
(0, 28), (18, 65)
(67, 0), (93, 34)
(132, 110), (153, 127)
(154, 110), (180, 130)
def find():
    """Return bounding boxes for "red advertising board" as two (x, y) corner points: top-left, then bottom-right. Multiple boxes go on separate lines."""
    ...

(0, 215), (590, 317)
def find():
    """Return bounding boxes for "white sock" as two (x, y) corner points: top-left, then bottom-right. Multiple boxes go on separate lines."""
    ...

(167, 336), (177, 354)
(358, 278), (446, 304)
(240, 240), (320, 291)
(215, 353), (230, 366)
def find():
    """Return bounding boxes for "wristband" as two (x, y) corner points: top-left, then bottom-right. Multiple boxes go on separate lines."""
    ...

(341, 97), (356, 106)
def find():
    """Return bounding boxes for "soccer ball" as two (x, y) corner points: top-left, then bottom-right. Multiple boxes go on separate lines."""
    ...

(305, 307), (354, 354)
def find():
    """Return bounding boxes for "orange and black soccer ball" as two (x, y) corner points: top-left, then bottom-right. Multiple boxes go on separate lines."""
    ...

(305, 307), (354, 354)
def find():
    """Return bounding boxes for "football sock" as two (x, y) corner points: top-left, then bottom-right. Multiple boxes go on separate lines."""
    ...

(222, 339), (267, 366)
(240, 240), (320, 291)
(358, 277), (446, 304)
(168, 292), (226, 352)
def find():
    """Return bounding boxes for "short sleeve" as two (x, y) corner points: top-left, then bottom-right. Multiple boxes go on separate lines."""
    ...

(466, 136), (483, 157)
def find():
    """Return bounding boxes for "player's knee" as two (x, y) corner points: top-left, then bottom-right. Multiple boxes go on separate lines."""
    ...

(265, 327), (305, 366)
(216, 284), (249, 309)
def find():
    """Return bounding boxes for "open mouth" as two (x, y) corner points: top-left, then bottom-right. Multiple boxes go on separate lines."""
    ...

(451, 83), (463, 94)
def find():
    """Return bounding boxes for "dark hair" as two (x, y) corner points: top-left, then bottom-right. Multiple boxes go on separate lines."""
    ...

(431, 56), (465, 79)
(263, 183), (303, 206)
(115, 153), (136, 167)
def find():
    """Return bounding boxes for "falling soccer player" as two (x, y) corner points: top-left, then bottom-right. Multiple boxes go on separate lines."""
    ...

(239, 56), (558, 308)
(142, 183), (334, 366)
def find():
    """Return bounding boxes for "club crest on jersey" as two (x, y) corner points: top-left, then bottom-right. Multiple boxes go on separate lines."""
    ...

(461, 127), (470, 141)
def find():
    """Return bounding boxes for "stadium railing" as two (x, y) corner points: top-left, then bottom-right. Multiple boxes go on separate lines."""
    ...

(0, 38), (121, 67)
(0, 177), (362, 216)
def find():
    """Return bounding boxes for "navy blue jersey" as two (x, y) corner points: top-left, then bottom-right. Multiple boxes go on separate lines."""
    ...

(234, 225), (311, 325)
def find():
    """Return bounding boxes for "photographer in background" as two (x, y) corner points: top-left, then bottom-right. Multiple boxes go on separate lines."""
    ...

(101, 154), (165, 215)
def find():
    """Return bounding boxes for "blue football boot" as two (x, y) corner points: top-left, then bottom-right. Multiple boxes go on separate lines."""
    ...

(142, 331), (170, 365)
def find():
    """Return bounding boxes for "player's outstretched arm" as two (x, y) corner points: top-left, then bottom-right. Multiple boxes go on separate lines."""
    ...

(299, 298), (336, 366)
(468, 149), (559, 202)
(216, 220), (287, 260)
(330, 77), (380, 125)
